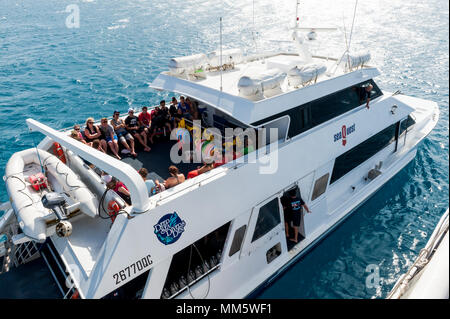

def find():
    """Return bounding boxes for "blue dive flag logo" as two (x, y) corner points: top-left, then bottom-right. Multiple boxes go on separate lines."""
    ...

(154, 212), (186, 245)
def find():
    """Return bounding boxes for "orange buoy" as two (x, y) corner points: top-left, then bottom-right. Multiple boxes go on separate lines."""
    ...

(107, 200), (120, 223)
(53, 142), (66, 163)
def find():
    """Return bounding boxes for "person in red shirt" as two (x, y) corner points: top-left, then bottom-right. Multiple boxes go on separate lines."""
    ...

(187, 162), (215, 179)
(107, 178), (131, 205)
(138, 106), (152, 128)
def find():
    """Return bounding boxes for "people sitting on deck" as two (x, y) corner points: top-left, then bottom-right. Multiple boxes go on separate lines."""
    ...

(187, 162), (215, 179)
(185, 97), (199, 120)
(92, 139), (106, 153)
(177, 96), (193, 120)
(70, 130), (83, 142)
(149, 101), (172, 143)
(125, 108), (151, 152)
(138, 167), (158, 196)
(138, 106), (152, 129)
(99, 118), (122, 160)
(158, 100), (173, 131)
(84, 118), (107, 152)
(170, 97), (182, 127)
(110, 110), (137, 157)
(154, 165), (185, 190)
(138, 106), (154, 144)
(107, 177), (131, 205)
(73, 124), (88, 145)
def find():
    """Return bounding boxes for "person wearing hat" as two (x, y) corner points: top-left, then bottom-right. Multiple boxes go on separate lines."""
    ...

(110, 110), (137, 157)
(281, 187), (311, 243)
(125, 107), (151, 152)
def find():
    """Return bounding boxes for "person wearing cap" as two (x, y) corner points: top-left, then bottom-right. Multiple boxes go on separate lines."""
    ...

(111, 110), (137, 157)
(125, 107), (151, 152)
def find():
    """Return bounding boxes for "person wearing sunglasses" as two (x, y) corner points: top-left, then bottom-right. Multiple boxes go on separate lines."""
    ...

(84, 117), (107, 152)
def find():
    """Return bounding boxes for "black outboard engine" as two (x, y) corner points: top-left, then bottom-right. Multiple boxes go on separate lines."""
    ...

(41, 192), (72, 237)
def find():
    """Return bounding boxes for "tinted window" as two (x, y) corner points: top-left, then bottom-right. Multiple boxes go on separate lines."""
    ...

(330, 123), (397, 184)
(310, 79), (382, 126)
(252, 198), (281, 242)
(229, 225), (247, 257)
(311, 173), (330, 201)
(252, 79), (383, 138)
(399, 115), (416, 136)
(252, 105), (311, 138)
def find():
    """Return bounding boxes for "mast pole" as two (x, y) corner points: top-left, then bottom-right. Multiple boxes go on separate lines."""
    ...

(295, 0), (300, 27)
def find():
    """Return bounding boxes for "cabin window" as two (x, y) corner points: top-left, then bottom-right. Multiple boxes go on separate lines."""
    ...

(251, 79), (383, 138)
(160, 222), (231, 299)
(330, 122), (397, 184)
(309, 79), (382, 126)
(229, 225), (247, 257)
(399, 115), (416, 137)
(251, 197), (281, 243)
(102, 269), (150, 299)
(266, 242), (282, 264)
(311, 173), (330, 201)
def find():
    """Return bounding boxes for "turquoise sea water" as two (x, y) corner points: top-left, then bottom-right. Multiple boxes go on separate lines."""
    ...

(0, 0), (448, 298)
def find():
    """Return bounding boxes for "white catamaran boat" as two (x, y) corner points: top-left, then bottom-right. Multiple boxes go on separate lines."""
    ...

(0, 12), (440, 298)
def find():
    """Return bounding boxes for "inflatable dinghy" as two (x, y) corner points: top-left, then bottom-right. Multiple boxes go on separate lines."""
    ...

(5, 148), (98, 242)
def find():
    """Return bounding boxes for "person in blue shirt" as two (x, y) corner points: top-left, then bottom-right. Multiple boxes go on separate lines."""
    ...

(177, 96), (193, 120)
(138, 167), (157, 196)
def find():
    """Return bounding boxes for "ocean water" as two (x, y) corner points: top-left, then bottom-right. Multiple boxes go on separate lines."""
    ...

(0, 0), (448, 299)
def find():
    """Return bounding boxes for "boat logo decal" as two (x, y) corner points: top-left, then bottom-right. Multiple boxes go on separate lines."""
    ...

(334, 123), (355, 146)
(154, 212), (186, 245)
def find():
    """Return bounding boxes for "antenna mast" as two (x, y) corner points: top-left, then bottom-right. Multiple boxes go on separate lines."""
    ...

(252, 0), (258, 53)
(347, 0), (358, 52)
(295, 0), (300, 27)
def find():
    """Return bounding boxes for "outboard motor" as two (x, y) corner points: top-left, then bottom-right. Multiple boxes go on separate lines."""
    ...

(41, 193), (72, 237)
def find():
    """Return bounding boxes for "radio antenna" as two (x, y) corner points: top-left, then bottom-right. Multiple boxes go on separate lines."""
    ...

(252, 0), (258, 53)
(347, 0), (358, 52)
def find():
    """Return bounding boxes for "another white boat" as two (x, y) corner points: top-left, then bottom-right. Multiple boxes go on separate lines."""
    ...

(0, 8), (440, 299)
(387, 209), (449, 299)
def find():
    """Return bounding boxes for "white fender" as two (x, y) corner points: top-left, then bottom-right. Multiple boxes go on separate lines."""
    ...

(43, 152), (98, 218)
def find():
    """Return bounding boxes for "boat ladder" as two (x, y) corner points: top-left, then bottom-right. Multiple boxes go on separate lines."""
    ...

(0, 203), (41, 274)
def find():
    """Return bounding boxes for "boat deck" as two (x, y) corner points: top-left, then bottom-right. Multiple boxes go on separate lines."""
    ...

(119, 136), (199, 182)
